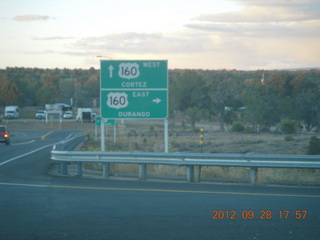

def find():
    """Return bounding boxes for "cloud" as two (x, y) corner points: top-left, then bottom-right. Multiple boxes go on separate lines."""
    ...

(32, 36), (74, 41)
(72, 32), (188, 54)
(14, 14), (53, 21)
(14, 0), (318, 70)
(185, 0), (320, 39)
(193, 0), (320, 23)
(21, 49), (90, 57)
(179, 1), (320, 69)
(186, 21), (320, 39)
(236, 0), (318, 7)
(195, 6), (317, 23)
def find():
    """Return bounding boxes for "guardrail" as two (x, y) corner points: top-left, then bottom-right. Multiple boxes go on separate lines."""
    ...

(51, 148), (320, 185)
(53, 135), (88, 151)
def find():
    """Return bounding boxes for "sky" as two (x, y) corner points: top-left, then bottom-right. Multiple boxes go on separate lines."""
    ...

(0, 0), (319, 70)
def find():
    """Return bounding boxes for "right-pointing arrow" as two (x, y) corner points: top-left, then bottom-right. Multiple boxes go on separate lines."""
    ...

(152, 98), (161, 104)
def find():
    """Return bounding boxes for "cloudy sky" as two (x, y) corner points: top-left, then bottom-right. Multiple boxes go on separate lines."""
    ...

(1, 0), (319, 70)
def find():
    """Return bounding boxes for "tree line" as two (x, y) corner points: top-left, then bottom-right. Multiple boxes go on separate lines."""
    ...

(0, 67), (99, 107)
(1, 67), (320, 132)
(169, 68), (320, 132)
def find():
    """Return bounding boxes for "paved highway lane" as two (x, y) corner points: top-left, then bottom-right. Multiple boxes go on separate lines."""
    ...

(0, 130), (79, 161)
(0, 130), (319, 240)
(1, 182), (319, 239)
(0, 129), (80, 183)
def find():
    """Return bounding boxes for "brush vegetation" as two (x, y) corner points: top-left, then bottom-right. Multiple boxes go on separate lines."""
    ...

(79, 121), (320, 186)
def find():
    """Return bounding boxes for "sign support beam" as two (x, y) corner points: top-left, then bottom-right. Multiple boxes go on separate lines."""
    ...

(100, 118), (105, 151)
(164, 119), (168, 153)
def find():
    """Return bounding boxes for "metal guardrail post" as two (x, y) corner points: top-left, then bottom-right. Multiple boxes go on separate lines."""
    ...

(76, 162), (82, 177)
(139, 164), (147, 180)
(62, 162), (68, 175)
(250, 167), (258, 185)
(58, 162), (62, 173)
(187, 166), (194, 182)
(103, 163), (110, 179)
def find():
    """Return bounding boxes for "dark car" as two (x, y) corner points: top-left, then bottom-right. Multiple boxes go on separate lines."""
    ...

(0, 125), (10, 145)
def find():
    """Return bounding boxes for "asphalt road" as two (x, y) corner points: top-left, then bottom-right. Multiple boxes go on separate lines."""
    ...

(0, 130), (319, 240)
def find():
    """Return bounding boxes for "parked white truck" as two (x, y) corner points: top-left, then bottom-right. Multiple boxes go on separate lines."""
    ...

(76, 108), (95, 123)
(4, 106), (19, 119)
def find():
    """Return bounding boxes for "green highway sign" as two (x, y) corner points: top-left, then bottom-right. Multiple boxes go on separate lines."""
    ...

(101, 90), (167, 119)
(95, 116), (115, 126)
(100, 60), (168, 119)
(105, 119), (115, 126)
(100, 60), (167, 89)
(95, 116), (101, 126)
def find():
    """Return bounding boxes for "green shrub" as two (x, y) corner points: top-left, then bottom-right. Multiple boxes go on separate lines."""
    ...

(244, 126), (254, 133)
(285, 136), (294, 141)
(260, 127), (270, 133)
(231, 123), (245, 132)
(307, 136), (320, 155)
(280, 119), (296, 134)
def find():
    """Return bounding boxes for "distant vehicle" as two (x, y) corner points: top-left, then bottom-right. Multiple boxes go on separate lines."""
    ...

(45, 104), (60, 111)
(35, 110), (46, 119)
(4, 106), (19, 119)
(0, 125), (10, 145)
(61, 104), (72, 111)
(63, 111), (73, 119)
(91, 112), (96, 123)
(45, 103), (72, 111)
(56, 103), (72, 111)
(76, 108), (93, 122)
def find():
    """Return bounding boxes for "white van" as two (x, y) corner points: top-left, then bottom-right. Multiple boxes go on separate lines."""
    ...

(4, 106), (19, 119)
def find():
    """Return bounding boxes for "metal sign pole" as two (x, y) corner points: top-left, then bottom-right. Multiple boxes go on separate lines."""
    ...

(95, 124), (97, 141)
(101, 118), (105, 151)
(164, 119), (168, 153)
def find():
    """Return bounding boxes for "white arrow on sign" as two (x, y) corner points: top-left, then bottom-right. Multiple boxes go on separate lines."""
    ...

(108, 65), (114, 78)
(152, 98), (161, 104)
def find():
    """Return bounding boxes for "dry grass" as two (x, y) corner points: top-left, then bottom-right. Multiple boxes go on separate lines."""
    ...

(91, 129), (311, 155)
(78, 121), (320, 186)
(6, 116), (320, 186)
(171, 131), (311, 155)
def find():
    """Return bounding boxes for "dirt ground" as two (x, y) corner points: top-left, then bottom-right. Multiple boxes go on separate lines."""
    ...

(7, 117), (317, 186)
(3, 117), (316, 155)
(2, 106), (316, 155)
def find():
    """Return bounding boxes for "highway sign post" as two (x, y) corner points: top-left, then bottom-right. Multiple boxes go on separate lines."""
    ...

(95, 116), (116, 143)
(100, 60), (169, 152)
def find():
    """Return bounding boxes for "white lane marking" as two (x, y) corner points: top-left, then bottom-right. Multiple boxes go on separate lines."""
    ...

(0, 133), (80, 167)
(66, 133), (75, 139)
(12, 140), (36, 146)
(0, 182), (48, 188)
(0, 143), (55, 167)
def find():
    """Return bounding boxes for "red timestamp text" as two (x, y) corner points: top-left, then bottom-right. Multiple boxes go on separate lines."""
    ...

(211, 210), (307, 220)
